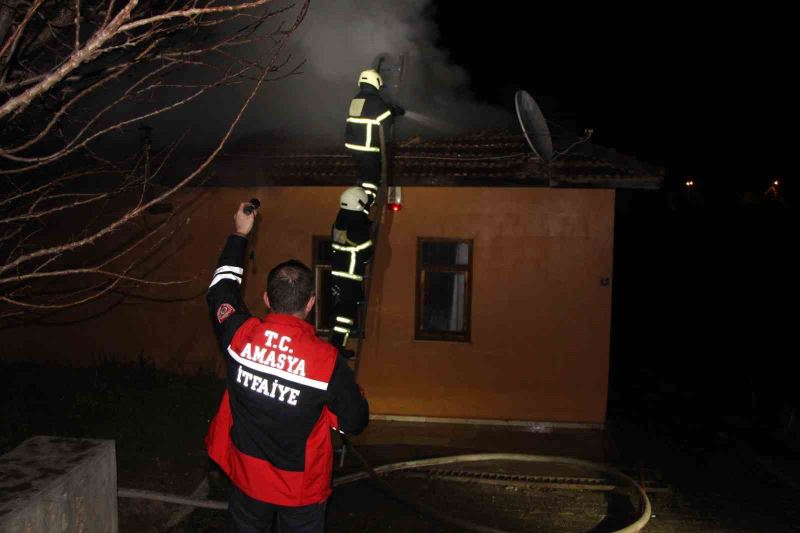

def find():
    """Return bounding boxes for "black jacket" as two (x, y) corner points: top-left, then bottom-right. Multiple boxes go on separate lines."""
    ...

(205, 234), (368, 505)
(331, 210), (373, 280)
(344, 84), (395, 153)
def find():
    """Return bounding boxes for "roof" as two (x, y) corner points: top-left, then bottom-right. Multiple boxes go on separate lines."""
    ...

(204, 130), (664, 190)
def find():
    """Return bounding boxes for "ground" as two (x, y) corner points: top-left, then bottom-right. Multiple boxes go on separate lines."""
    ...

(2, 361), (799, 532)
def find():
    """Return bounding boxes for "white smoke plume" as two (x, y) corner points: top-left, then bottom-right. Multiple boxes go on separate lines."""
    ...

(222, 0), (514, 149)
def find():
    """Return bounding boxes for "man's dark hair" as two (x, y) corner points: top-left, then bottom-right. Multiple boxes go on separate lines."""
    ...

(266, 260), (315, 314)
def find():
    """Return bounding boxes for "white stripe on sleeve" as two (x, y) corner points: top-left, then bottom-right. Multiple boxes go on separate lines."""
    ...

(214, 265), (244, 276)
(209, 273), (242, 288)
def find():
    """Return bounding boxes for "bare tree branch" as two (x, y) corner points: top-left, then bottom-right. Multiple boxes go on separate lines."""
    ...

(1, 278), (124, 309)
(0, 268), (191, 286)
(0, 191), (109, 224)
(0, 0), (46, 63)
(1, 59), (242, 168)
(0, 0), (311, 318)
(74, 0), (81, 50)
(117, 0), (275, 34)
(0, 0), (140, 119)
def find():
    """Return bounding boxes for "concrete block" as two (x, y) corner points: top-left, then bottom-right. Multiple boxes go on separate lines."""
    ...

(0, 436), (117, 533)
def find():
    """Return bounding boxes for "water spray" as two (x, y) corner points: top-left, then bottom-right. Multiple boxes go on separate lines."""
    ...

(403, 110), (457, 133)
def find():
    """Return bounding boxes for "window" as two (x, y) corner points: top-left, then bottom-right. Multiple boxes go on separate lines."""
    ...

(310, 236), (363, 338)
(311, 236), (334, 333)
(415, 238), (472, 342)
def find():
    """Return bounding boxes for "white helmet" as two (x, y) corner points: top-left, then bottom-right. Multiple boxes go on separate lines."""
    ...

(358, 69), (382, 90)
(340, 187), (369, 211)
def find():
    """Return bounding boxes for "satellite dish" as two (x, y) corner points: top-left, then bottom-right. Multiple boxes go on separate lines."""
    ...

(515, 90), (553, 161)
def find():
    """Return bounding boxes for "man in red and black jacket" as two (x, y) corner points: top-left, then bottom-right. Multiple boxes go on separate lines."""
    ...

(205, 202), (369, 533)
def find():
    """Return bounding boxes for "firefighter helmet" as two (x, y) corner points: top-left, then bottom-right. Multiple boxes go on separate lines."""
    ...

(358, 69), (382, 90)
(340, 186), (369, 211)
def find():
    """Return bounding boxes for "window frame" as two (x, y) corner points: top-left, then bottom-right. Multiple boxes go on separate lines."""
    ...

(311, 235), (364, 339)
(310, 235), (333, 333)
(414, 237), (473, 343)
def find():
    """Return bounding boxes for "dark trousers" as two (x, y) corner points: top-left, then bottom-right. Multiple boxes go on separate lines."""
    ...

(226, 485), (326, 533)
(329, 277), (363, 348)
(350, 151), (382, 188)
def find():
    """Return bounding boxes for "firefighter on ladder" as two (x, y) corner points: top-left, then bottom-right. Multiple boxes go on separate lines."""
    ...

(344, 68), (404, 210)
(329, 187), (373, 359)
(329, 68), (403, 359)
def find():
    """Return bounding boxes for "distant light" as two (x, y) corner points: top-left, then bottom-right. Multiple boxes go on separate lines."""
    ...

(685, 179), (694, 188)
(773, 180), (779, 186)
(388, 203), (402, 212)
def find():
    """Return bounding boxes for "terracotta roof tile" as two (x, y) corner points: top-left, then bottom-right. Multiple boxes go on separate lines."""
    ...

(207, 130), (663, 189)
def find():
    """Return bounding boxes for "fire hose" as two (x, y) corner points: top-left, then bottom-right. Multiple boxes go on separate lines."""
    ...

(118, 438), (651, 533)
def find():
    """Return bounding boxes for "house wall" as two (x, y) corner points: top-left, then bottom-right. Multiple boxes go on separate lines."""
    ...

(1, 186), (615, 423)
(363, 187), (615, 423)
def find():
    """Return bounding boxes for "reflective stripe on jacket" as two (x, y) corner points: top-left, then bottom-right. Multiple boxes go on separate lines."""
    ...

(344, 85), (393, 153)
(330, 210), (373, 281)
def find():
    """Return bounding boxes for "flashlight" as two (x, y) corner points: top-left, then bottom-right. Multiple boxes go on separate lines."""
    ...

(243, 198), (260, 215)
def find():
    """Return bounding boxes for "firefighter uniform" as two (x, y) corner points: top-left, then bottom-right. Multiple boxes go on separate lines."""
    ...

(205, 234), (368, 529)
(329, 207), (373, 351)
(344, 74), (398, 207)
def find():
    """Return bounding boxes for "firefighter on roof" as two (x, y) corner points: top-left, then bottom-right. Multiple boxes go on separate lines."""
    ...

(344, 68), (404, 209)
(329, 187), (373, 358)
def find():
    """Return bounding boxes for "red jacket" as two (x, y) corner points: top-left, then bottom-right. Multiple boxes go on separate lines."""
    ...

(205, 235), (368, 506)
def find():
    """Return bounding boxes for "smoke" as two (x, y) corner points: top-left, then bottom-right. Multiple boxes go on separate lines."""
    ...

(226, 0), (513, 147)
(128, 1), (515, 152)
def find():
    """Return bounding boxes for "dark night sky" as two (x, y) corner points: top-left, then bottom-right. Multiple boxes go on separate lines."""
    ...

(427, 5), (793, 412)
(431, 3), (794, 197)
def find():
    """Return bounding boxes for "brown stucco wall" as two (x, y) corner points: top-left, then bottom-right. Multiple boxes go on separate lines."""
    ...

(360, 187), (615, 423)
(1, 186), (614, 423)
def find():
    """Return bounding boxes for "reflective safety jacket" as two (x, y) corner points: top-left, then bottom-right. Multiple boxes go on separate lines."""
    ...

(331, 209), (373, 283)
(205, 234), (369, 506)
(344, 84), (394, 153)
